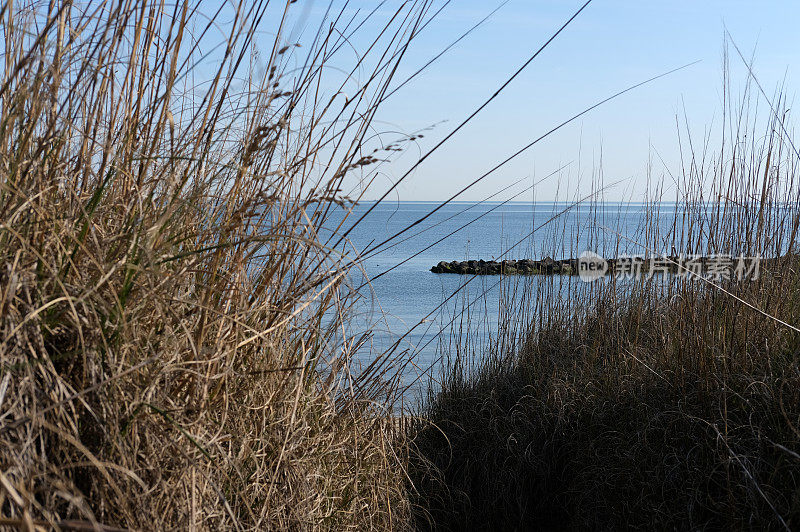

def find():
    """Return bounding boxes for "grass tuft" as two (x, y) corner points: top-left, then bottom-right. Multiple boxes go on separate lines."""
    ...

(0, 1), (424, 528)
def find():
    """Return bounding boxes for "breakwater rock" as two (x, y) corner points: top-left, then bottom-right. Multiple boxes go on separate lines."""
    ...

(431, 254), (796, 277)
(431, 258), (578, 275)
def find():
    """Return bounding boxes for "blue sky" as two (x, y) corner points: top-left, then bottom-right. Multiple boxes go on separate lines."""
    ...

(284, 1), (800, 202)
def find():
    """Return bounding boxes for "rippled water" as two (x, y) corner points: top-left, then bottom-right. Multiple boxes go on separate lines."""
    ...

(320, 200), (680, 393)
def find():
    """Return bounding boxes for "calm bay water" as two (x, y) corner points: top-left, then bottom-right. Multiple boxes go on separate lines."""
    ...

(320, 200), (676, 391)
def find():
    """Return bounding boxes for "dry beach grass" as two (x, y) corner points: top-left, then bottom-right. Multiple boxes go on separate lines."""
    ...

(0, 1), (429, 528)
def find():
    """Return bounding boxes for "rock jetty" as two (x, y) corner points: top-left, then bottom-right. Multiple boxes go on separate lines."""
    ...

(431, 254), (795, 276)
(431, 258), (579, 275)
